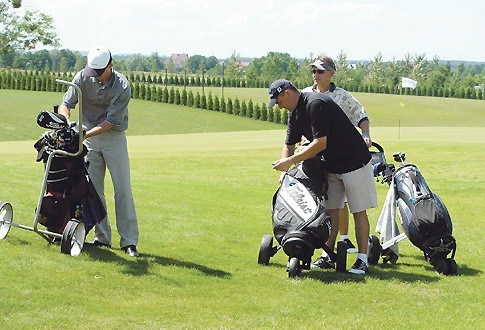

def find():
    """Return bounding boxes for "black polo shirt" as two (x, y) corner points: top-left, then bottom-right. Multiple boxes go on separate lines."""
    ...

(285, 92), (371, 174)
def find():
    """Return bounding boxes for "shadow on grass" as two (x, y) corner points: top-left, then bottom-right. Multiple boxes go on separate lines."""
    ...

(3, 236), (33, 246)
(420, 262), (482, 277)
(396, 253), (482, 277)
(82, 245), (231, 278)
(266, 259), (447, 283)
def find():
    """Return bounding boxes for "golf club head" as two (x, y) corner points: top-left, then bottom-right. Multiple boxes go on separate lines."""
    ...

(37, 111), (68, 129)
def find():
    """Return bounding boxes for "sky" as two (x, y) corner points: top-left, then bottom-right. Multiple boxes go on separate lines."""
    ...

(20, 0), (485, 62)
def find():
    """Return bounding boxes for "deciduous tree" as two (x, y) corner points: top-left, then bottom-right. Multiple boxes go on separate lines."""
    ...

(0, 0), (59, 56)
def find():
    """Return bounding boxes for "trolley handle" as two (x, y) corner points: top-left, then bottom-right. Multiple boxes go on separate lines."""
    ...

(55, 79), (84, 158)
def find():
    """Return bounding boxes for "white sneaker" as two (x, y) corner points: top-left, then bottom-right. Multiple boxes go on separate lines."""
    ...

(348, 258), (368, 275)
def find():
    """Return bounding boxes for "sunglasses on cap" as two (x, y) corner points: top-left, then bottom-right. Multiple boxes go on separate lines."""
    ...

(312, 69), (325, 74)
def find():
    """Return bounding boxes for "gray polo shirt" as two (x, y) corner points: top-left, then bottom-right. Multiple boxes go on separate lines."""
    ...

(62, 69), (131, 131)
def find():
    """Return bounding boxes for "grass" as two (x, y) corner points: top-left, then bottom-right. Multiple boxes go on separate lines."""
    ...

(183, 86), (485, 127)
(0, 90), (283, 142)
(1, 88), (484, 142)
(0, 90), (484, 328)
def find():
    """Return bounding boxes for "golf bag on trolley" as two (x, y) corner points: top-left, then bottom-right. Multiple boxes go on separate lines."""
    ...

(371, 143), (457, 275)
(34, 111), (106, 235)
(258, 158), (347, 277)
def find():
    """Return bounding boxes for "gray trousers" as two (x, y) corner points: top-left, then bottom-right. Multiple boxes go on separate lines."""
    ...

(86, 130), (138, 248)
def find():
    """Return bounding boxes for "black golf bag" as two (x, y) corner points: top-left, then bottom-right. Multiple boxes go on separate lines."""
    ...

(34, 111), (106, 234)
(372, 143), (457, 275)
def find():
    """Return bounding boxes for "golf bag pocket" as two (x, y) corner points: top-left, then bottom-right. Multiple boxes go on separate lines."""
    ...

(39, 194), (68, 229)
(305, 211), (331, 249)
(46, 166), (68, 193)
(414, 196), (441, 226)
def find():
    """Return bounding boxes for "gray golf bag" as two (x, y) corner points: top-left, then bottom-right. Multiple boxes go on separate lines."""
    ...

(371, 143), (457, 275)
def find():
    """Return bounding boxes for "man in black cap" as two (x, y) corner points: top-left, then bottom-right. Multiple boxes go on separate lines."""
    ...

(269, 79), (377, 274)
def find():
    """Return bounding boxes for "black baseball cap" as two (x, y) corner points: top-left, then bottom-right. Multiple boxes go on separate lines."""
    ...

(268, 79), (294, 108)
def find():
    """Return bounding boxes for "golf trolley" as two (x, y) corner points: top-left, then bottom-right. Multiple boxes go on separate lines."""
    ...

(258, 159), (347, 278)
(0, 79), (105, 256)
(367, 142), (457, 275)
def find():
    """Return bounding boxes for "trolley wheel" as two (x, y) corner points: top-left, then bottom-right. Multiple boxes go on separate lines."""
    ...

(0, 201), (13, 240)
(446, 258), (458, 275)
(335, 240), (347, 272)
(60, 219), (85, 256)
(368, 235), (381, 265)
(258, 234), (274, 265)
(432, 258), (448, 274)
(382, 250), (399, 265)
(287, 257), (301, 278)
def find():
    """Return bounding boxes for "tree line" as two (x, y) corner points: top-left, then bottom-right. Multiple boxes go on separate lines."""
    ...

(0, 69), (288, 126)
(1, 49), (484, 100)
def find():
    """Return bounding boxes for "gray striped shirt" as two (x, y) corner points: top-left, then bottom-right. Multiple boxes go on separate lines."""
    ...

(62, 69), (131, 131)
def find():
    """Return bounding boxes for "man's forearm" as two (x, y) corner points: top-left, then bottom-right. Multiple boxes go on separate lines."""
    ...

(59, 104), (71, 121)
(85, 121), (113, 139)
(289, 137), (326, 164)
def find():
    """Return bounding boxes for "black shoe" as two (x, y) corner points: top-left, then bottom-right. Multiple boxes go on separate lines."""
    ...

(86, 239), (111, 248)
(348, 258), (368, 275)
(311, 255), (335, 269)
(122, 245), (140, 257)
(342, 238), (358, 253)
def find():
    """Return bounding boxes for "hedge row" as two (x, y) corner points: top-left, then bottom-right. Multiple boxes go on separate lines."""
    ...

(131, 81), (287, 125)
(339, 81), (484, 100)
(0, 70), (73, 93)
(0, 70), (288, 125)
(129, 72), (485, 100)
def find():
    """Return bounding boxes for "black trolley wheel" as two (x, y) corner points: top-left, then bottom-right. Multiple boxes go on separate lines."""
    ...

(368, 235), (381, 265)
(382, 249), (399, 265)
(60, 219), (86, 256)
(335, 240), (347, 272)
(432, 258), (448, 274)
(0, 201), (13, 240)
(446, 258), (458, 275)
(258, 234), (274, 265)
(287, 257), (301, 278)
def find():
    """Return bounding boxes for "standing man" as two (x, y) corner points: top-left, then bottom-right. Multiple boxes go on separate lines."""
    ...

(269, 79), (377, 274)
(302, 55), (372, 261)
(59, 47), (140, 257)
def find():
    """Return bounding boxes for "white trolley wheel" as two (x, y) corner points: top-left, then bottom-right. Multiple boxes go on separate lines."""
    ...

(0, 201), (13, 240)
(60, 219), (85, 256)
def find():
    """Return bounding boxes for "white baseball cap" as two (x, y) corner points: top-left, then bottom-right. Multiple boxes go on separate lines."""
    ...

(84, 47), (112, 77)
(309, 59), (336, 72)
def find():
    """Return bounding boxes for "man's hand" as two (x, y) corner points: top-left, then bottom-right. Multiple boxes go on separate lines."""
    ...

(362, 132), (372, 148)
(272, 157), (292, 172)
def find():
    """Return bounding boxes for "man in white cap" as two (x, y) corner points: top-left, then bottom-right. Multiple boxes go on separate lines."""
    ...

(269, 79), (377, 274)
(59, 47), (140, 257)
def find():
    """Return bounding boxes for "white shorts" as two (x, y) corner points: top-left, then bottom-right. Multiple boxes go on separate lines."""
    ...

(325, 161), (378, 213)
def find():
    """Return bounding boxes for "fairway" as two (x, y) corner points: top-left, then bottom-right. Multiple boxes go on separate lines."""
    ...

(0, 90), (484, 328)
